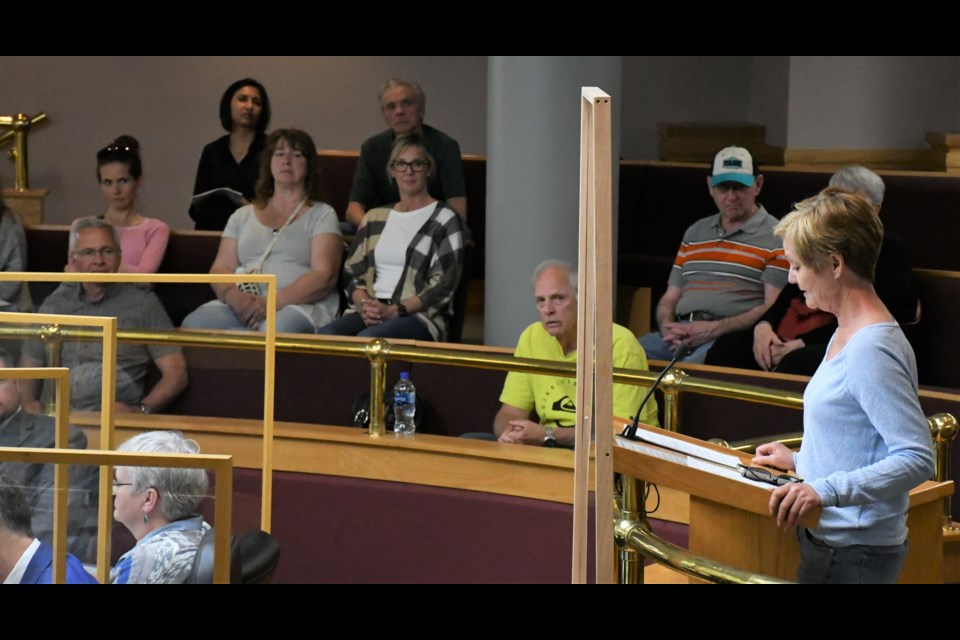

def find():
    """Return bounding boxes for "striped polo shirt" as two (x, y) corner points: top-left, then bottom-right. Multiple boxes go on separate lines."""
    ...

(669, 205), (789, 319)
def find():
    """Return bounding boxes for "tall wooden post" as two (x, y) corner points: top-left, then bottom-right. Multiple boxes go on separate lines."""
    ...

(573, 87), (614, 584)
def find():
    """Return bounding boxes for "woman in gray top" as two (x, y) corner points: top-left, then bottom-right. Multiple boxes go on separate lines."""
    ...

(182, 129), (342, 333)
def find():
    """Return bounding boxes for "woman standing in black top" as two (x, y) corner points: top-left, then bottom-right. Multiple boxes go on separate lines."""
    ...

(188, 78), (272, 231)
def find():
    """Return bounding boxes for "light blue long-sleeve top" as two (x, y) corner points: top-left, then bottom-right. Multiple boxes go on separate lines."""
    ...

(797, 322), (935, 547)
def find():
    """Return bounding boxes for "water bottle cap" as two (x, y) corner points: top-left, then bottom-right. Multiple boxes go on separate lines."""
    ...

(400, 372), (410, 380)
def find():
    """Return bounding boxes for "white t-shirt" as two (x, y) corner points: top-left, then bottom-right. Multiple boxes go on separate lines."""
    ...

(373, 203), (435, 300)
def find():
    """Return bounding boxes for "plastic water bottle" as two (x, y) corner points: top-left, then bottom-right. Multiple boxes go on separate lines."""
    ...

(393, 372), (416, 435)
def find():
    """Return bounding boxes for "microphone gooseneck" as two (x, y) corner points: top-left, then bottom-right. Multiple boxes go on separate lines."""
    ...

(621, 342), (692, 440)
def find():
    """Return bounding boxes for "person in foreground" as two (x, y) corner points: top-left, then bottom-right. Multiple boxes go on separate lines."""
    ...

(493, 260), (658, 448)
(752, 187), (934, 584)
(111, 431), (210, 584)
(0, 471), (97, 584)
(320, 134), (463, 341)
(0, 347), (99, 563)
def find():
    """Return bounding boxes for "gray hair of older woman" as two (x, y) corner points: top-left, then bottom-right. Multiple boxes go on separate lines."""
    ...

(828, 165), (885, 210)
(117, 431), (209, 522)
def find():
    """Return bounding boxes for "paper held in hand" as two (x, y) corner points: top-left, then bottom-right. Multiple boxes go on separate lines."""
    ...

(191, 187), (244, 207)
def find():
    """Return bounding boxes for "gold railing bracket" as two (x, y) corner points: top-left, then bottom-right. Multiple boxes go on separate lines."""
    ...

(365, 338), (392, 437)
(0, 111), (48, 190)
(930, 413), (959, 531)
(661, 368), (688, 432)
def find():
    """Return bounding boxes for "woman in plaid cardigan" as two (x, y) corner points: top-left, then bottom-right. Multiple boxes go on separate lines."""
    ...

(321, 134), (464, 341)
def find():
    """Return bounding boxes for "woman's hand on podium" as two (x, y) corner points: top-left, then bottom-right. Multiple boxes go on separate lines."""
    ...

(769, 482), (821, 530)
(752, 442), (795, 471)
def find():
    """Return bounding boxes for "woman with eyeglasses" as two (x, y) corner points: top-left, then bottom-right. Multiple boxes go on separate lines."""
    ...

(111, 431), (210, 584)
(189, 78), (270, 231)
(319, 134), (464, 341)
(181, 128), (342, 334)
(68, 135), (170, 274)
(751, 187), (934, 584)
(0, 180), (27, 311)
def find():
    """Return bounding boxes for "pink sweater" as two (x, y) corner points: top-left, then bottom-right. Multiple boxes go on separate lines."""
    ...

(115, 218), (170, 273)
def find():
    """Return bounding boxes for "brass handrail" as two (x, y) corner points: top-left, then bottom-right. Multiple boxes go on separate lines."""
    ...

(710, 432), (805, 454)
(615, 513), (788, 584)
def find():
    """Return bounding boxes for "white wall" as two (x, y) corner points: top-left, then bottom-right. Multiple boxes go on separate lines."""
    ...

(3, 56), (960, 231)
(748, 56), (790, 148)
(620, 56), (753, 159)
(0, 56), (487, 228)
(785, 56), (960, 148)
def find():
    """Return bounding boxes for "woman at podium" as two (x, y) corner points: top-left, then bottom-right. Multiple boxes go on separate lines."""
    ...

(752, 187), (934, 584)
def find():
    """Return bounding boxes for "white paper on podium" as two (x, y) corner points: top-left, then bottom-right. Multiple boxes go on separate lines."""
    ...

(615, 435), (774, 490)
(627, 428), (741, 469)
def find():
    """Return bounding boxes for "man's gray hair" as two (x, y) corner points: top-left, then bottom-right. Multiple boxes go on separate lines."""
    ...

(379, 78), (426, 110)
(69, 217), (121, 253)
(533, 259), (578, 298)
(117, 431), (209, 522)
(828, 165), (885, 209)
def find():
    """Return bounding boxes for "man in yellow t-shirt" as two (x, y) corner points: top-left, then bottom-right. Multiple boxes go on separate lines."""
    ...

(494, 260), (658, 448)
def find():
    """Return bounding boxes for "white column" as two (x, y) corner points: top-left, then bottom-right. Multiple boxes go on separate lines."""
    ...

(484, 56), (621, 347)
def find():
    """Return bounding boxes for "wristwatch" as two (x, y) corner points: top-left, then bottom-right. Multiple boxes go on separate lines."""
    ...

(396, 303), (408, 317)
(543, 426), (557, 448)
(139, 403), (152, 415)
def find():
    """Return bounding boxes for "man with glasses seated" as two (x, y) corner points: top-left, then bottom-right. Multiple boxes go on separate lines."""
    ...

(0, 347), (99, 564)
(20, 218), (187, 415)
(344, 78), (467, 234)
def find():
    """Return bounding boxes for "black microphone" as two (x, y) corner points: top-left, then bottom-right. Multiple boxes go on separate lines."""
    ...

(621, 342), (692, 441)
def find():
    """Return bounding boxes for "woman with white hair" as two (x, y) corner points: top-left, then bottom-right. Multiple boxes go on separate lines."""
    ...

(110, 431), (210, 584)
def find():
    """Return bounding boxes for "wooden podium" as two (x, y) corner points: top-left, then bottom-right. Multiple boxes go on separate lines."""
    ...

(614, 422), (953, 583)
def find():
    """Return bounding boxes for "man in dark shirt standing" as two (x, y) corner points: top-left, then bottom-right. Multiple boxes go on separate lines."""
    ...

(345, 79), (467, 231)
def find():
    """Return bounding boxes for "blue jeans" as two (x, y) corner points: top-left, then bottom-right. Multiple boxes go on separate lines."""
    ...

(181, 301), (317, 334)
(796, 526), (907, 584)
(638, 331), (714, 363)
(318, 312), (433, 340)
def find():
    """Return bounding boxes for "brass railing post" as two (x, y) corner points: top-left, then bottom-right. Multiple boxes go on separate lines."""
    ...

(364, 338), (390, 437)
(660, 368), (687, 432)
(39, 323), (62, 416)
(615, 475), (645, 584)
(929, 413), (959, 531)
(0, 112), (46, 190)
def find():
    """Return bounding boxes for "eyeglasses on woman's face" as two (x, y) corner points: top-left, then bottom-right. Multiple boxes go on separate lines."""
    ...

(391, 159), (430, 173)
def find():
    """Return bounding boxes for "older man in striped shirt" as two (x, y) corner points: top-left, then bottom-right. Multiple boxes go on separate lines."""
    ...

(638, 146), (789, 364)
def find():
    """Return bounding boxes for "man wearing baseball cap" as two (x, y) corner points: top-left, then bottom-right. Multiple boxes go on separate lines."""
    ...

(638, 146), (789, 363)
